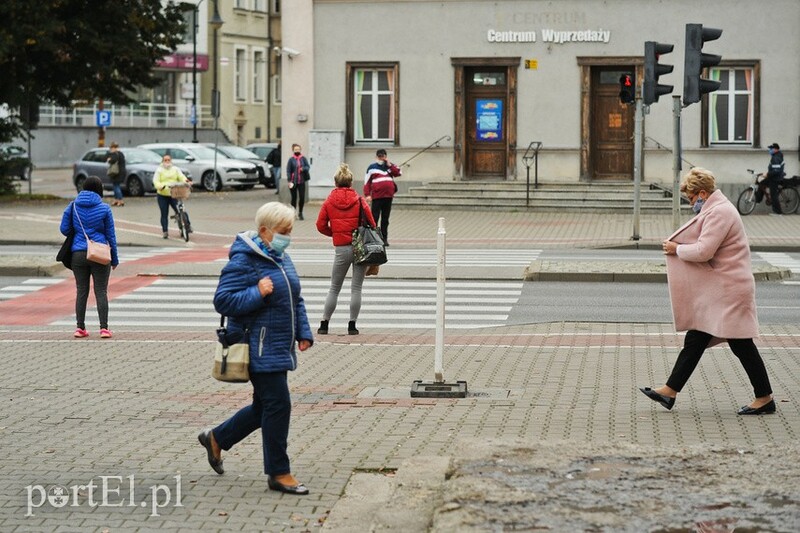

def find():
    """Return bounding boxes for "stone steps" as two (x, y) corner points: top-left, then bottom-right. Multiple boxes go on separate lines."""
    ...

(393, 181), (689, 213)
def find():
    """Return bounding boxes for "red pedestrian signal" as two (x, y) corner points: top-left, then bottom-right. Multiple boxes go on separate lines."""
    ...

(619, 74), (635, 104)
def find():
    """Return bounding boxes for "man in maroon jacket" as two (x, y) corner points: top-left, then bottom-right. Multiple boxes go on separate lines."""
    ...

(363, 149), (401, 245)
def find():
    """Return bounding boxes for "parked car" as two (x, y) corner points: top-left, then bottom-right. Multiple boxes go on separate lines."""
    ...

(205, 143), (274, 188)
(245, 142), (278, 161)
(0, 143), (32, 180)
(138, 143), (259, 191)
(72, 147), (192, 196)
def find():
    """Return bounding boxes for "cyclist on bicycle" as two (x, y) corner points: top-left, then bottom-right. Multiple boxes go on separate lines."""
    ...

(153, 154), (193, 238)
(761, 142), (785, 215)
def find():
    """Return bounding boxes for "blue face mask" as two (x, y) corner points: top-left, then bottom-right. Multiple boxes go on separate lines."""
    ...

(692, 198), (705, 214)
(269, 233), (291, 255)
(769, 148), (775, 155)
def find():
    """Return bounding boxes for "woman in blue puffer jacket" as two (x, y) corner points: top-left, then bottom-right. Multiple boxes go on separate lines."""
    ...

(198, 202), (314, 496)
(59, 176), (119, 339)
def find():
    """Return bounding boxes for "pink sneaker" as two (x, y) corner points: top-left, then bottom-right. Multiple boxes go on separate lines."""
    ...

(100, 329), (113, 339)
(74, 328), (89, 338)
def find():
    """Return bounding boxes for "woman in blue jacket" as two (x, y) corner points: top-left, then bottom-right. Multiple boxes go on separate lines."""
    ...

(59, 176), (119, 338)
(198, 202), (314, 495)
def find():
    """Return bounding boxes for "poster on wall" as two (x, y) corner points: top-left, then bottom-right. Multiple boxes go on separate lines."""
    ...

(476, 99), (503, 142)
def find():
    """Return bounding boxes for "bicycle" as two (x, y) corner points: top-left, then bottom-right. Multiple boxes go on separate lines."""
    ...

(169, 182), (192, 242)
(736, 169), (800, 216)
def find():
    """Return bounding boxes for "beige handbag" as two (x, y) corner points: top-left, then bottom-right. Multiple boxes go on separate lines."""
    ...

(74, 207), (112, 265)
(212, 316), (250, 383)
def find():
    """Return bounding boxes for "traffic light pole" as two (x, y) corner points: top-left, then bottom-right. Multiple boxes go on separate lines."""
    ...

(672, 95), (683, 230)
(631, 96), (644, 241)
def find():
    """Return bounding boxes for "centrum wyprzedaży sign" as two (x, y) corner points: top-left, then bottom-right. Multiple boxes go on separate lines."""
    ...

(487, 29), (611, 44)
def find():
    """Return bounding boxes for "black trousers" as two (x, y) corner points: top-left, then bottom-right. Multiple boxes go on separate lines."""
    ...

(290, 183), (306, 215)
(666, 330), (773, 398)
(71, 251), (111, 330)
(370, 197), (393, 243)
(764, 175), (783, 214)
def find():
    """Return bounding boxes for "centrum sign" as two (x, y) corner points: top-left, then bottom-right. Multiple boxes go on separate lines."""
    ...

(487, 28), (611, 44)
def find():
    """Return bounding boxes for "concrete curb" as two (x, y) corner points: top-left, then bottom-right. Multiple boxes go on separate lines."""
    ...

(323, 456), (451, 531)
(523, 260), (792, 283)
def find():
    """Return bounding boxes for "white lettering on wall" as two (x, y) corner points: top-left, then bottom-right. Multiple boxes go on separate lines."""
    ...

(487, 29), (537, 43)
(486, 28), (611, 44)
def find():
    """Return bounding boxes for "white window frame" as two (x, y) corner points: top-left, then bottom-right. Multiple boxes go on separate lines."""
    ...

(351, 66), (397, 144)
(271, 0), (280, 14)
(253, 0), (266, 12)
(253, 49), (266, 102)
(234, 46), (247, 102)
(707, 66), (755, 146)
(234, 0), (247, 9)
(272, 74), (282, 105)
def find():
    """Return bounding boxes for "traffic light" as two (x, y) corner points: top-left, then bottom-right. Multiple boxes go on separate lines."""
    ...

(683, 23), (723, 106)
(643, 41), (674, 105)
(618, 73), (635, 104)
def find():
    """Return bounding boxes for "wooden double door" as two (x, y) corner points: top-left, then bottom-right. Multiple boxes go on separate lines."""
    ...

(589, 66), (636, 180)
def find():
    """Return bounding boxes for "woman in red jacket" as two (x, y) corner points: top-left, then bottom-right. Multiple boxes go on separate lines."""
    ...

(315, 163), (376, 335)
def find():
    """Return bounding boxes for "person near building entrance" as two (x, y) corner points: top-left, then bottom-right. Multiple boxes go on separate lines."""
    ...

(639, 167), (775, 416)
(266, 142), (282, 195)
(286, 144), (310, 220)
(107, 142), (126, 206)
(763, 142), (786, 215)
(363, 149), (401, 246)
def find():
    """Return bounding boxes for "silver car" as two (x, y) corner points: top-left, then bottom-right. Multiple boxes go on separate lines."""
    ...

(138, 142), (259, 191)
(207, 144), (274, 188)
(72, 147), (192, 196)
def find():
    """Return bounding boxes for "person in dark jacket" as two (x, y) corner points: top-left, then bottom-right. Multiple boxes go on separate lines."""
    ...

(764, 142), (786, 215)
(315, 163), (377, 335)
(265, 142), (281, 195)
(199, 202), (313, 496)
(59, 176), (119, 338)
(107, 142), (126, 206)
(286, 144), (310, 220)
(363, 149), (401, 245)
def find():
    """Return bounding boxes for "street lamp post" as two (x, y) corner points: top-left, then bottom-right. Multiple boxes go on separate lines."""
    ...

(180, 0), (204, 143)
(191, 2), (200, 142)
(210, 0), (224, 189)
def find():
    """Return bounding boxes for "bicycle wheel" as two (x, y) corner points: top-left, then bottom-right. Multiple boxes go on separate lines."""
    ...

(737, 188), (757, 215)
(778, 187), (800, 214)
(180, 211), (191, 242)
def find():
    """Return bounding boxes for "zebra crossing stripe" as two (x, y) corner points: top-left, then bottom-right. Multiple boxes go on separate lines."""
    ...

(50, 278), (523, 330)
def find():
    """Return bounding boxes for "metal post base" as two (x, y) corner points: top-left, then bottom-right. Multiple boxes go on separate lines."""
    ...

(410, 380), (468, 398)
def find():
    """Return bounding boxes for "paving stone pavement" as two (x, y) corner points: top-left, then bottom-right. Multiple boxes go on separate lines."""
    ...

(0, 323), (798, 531)
(2, 191), (799, 530)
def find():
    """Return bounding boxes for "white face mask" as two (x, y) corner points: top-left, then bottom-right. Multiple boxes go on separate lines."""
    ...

(163, 162), (172, 168)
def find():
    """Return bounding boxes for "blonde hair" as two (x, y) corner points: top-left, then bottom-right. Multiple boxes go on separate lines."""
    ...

(680, 167), (717, 196)
(334, 163), (353, 187)
(255, 202), (295, 230)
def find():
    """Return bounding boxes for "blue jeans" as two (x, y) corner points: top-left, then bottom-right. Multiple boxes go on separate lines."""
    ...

(273, 167), (281, 193)
(112, 183), (123, 201)
(212, 372), (292, 476)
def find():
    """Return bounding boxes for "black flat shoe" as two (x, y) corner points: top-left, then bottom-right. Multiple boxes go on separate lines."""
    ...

(639, 387), (675, 411)
(198, 429), (224, 474)
(268, 476), (309, 495)
(737, 400), (776, 415)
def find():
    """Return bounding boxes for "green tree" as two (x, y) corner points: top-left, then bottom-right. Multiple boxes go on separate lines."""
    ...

(0, 0), (186, 142)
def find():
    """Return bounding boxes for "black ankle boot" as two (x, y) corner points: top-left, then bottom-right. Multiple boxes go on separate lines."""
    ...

(348, 321), (359, 335)
(318, 320), (329, 335)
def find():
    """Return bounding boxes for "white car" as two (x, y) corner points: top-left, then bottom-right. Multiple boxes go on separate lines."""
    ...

(138, 143), (259, 191)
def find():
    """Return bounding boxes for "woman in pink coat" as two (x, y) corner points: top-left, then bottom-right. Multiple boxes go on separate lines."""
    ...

(640, 167), (775, 415)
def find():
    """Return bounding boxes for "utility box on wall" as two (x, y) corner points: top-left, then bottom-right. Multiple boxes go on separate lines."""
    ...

(308, 130), (344, 200)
